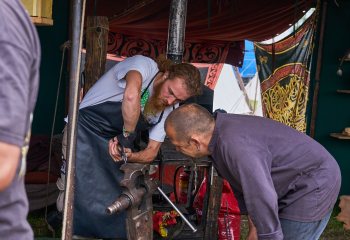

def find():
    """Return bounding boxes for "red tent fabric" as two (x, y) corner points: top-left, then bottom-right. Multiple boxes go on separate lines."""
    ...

(90, 0), (316, 100)
(88, 0), (314, 42)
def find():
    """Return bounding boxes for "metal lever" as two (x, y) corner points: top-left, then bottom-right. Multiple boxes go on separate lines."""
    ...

(120, 146), (128, 163)
(157, 187), (197, 233)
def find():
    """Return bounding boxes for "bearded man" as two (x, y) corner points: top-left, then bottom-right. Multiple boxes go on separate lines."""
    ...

(72, 55), (201, 238)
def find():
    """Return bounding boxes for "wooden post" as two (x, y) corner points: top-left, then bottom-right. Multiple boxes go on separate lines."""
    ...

(84, 16), (109, 94)
(310, 1), (327, 138)
(203, 165), (223, 240)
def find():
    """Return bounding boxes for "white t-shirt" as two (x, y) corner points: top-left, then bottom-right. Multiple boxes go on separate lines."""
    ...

(79, 55), (175, 142)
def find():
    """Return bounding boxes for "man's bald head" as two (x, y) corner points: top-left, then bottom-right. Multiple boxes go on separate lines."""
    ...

(165, 103), (215, 142)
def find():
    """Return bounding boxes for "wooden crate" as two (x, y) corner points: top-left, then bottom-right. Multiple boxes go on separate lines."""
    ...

(21, 0), (53, 26)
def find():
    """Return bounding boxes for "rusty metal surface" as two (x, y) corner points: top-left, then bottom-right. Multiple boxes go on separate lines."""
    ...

(106, 141), (219, 240)
(62, 0), (86, 239)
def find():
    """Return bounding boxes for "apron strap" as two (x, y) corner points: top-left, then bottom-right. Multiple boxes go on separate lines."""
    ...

(141, 71), (166, 126)
(155, 110), (165, 125)
(141, 71), (159, 98)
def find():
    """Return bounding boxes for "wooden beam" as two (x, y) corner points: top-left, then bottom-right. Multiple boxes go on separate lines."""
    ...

(31, 17), (53, 26)
(22, 0), (53, 26)
(83, 16), (109, 95)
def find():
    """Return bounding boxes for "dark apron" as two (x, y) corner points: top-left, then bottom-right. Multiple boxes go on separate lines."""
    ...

(74, 78), (163, 238)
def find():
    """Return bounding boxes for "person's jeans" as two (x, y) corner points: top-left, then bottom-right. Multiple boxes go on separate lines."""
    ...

(280, 210), (332, 240)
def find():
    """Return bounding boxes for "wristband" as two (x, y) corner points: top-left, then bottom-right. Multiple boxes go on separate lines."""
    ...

(117, 132), (137, 150)
(123, 126), (135, 137)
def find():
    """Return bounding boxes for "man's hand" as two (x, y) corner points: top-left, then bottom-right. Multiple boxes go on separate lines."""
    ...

(109, 137), (132, 162)
(108, 138), (161, 164)
(0, 142), (20, 191)
(246, 216), (258, 240)
(116, 132), (137, 150)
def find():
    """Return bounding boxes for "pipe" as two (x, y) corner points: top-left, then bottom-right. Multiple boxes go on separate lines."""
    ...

(61, 0), (86, 239)
(105, 194), (132, 215)
(157, 187), (197, 233)
(166, 0), (188, 63)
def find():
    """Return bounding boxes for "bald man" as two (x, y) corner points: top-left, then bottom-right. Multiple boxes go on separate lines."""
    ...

(164, 103), (341, 240)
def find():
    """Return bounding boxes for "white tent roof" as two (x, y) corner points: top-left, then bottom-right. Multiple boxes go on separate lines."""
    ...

(213, 64), (263, 116)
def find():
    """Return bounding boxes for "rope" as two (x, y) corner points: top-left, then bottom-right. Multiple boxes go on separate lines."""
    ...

(85, 25), (109, 81)
(43, 41), (69, 237)
(98, 27), (103, 70)
(227, 93), (246, 113)
(85, 26), (109, 31)
(233, 66), (254, 114)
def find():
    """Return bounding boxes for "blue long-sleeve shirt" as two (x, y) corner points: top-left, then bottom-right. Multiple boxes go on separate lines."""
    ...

(208, 113), (341, 240)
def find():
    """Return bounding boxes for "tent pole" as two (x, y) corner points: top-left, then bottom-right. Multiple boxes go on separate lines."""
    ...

(166, 0), (188, 63)
(62, 0), (86, 239)
(310, 0), (327, 138)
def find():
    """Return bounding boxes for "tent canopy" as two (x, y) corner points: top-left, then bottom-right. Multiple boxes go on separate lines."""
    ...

(87, 0), (315, 42)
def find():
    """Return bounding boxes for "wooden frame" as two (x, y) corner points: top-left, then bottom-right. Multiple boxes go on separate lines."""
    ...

(21, 0), (53, 26)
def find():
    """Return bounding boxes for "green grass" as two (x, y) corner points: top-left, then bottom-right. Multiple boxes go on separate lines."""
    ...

(28, 206), (349, 239)
(28, 205), (61, 239)
(320, 207), (350, 240)
(240, 206), (350, 240)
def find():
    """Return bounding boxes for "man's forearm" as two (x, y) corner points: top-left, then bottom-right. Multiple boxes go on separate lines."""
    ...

(129, 139), (161, 163)
(122, 70), (143, 132)
(122, 96), (141, 132)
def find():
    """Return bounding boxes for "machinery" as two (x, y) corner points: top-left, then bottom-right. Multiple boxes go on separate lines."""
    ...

(106, 162), (198, 240)
(106, 163), (156, 240)
(106, 136), (223, 240)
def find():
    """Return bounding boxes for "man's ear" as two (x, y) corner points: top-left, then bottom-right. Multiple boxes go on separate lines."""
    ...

(189, 136), (201, 150)
(163, 71), (169, 80)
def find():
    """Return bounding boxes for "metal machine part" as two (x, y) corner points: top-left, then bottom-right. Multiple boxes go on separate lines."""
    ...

(106, 162), (198, 239)
(106, 163), (157, 240)
(157, 186), (197, 233)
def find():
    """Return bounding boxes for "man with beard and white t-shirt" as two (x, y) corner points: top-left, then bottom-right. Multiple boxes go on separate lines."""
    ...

(65, 55), (202, 238)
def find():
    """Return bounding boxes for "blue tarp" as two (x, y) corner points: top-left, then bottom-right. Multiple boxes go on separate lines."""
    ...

(239, 40), (257, 78)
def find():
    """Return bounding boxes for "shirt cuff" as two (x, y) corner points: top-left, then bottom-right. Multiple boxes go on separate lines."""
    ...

(0, 128), (23, 146)
(258, 229), (284, 240)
